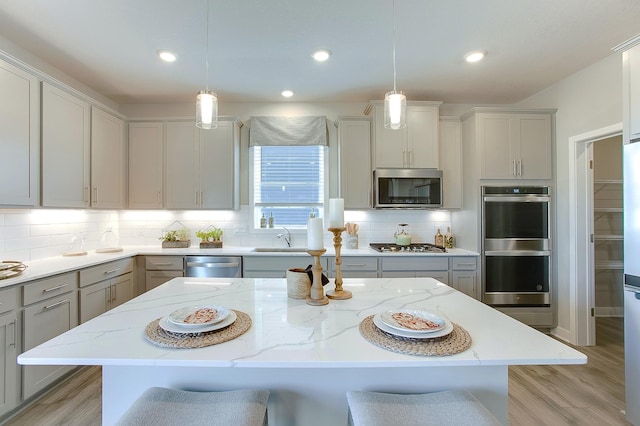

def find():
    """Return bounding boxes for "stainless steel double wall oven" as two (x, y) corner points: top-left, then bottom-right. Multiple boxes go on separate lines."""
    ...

(482, 186), (551, 306)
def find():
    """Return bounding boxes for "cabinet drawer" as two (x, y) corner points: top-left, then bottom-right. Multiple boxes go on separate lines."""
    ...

(243, 256), (317, 272)
(332, 257), (378, 272)
(79, 258), (134, 287)
(450, 257), (477, 270)
(145, 256), (184, 270)
(0, 286), (18, 314)
(380, 257), (448, 271)
(23, 272), (77, 306)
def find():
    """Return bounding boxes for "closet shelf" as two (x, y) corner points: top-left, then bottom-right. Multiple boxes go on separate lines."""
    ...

(595, 261), (624, 270)
(594, 207), (623, 213)
(594, 234), (623, 240)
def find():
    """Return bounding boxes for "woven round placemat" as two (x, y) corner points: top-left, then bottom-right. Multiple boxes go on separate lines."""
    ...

(359, 315), (472, 356)
(144, 310), (251, 349)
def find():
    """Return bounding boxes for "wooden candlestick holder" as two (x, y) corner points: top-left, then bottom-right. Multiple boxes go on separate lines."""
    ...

(306, 248), (329, 306)
(326, 227), (352, 300)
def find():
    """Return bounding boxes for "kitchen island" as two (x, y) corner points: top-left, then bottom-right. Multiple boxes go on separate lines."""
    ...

(18, 277), (585, 425)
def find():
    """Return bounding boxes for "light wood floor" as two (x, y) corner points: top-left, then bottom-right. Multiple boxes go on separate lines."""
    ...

(2, 318), (629, 426)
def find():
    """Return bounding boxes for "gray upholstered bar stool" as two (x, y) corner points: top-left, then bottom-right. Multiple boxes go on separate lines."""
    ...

(115, 387), (270, 426)
(346, 390), (502, 426)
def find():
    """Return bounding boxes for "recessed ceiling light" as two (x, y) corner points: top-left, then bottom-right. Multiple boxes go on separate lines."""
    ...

(157, 50), (177, 63)
(281, 90), (294, 98)
(312, 49), (332, 62)
(464, 50), (486, 63)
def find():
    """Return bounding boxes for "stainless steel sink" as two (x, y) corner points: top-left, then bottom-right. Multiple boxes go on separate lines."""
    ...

(252, 247), (308, 253)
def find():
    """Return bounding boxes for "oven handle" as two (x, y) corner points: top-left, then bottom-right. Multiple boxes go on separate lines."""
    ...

(483, 196), (550, 202)
(484, 250), (551, 256)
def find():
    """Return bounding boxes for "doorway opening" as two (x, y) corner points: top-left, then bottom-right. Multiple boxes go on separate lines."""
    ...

(569, 123), (622, 346)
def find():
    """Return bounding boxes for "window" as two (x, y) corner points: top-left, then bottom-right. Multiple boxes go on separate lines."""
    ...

(251, 145), (327, 228)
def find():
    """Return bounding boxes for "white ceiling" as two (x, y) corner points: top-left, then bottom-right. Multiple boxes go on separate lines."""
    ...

(1, 0), (639, 106)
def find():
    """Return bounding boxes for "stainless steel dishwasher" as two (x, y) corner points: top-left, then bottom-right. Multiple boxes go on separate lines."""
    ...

(184, 256), (242, 278)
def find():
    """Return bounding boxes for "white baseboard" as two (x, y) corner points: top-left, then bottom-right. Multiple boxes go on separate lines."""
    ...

(550, 325), (574, 344)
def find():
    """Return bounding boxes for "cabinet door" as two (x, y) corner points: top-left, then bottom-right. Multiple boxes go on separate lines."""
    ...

(200, 121), (238, 209)
(415, 271), (449, 284)
(407, 105), (439, 168)
(0, 59), (39, 206)
(478, 114), (515, 179)
(42, 82), (91, 207)
(451, 271), (477, 299)
(0, 313), (18, 417)
(517, 114), (552, 180)
(145, 270), (183, 292)
(338, 118), (372, 209)
(165, 122), (198, 208)
(373, 105), (405, 168)
(22, 292), (78, 399)
(111, 272), (134, 309)
(439, 118), (462, 209)
(79, 280), (110, 323)
(129, 122), (163, 208)
(91, 108), (125, 208)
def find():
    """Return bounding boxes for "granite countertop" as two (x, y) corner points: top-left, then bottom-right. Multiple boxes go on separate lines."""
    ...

(0, 245), (480, 288)
(18, 276), (585, 368)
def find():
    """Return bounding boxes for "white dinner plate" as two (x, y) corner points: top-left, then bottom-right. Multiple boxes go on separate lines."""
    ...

(373, 314), (453, 339)
(167, 305), (231, 327)
(160, 310), (237, 334)
(379, 309), (445, 333)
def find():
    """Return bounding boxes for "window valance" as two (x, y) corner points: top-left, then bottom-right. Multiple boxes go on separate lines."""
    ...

(249, 116), (328, 146)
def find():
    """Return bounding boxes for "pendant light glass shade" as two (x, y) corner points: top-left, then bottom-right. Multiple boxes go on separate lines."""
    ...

(384, 90), (406, 130)
(196, 90), (218, 129)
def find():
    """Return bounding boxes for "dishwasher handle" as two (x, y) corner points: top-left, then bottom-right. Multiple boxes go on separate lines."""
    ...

(186, 261), (240, 268)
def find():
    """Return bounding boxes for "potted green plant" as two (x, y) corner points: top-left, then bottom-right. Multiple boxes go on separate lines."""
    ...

(160, 223), (191, 248)
(196, 225), (223, 248)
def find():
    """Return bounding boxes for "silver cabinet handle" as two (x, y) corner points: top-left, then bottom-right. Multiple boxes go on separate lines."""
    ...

(186, 262), (240, 268)
(154, 262), (173, 266)
(104, 269), (120, 275)
(43, 299), (69, 310)
(517, 159), (522, 176)
(43, 283), (68, 293)
(344, 263), (367, 267)
(512, 160), (517, 176)
(93, 187), (98, 203)
(456, 263), (476, 266)
(83, 186), (89, 203)
(9, 319), (16, 348)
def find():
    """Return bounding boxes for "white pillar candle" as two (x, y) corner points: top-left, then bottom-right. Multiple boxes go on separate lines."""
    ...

(328, 198), (344, 229)
(307, 217), (324, 250)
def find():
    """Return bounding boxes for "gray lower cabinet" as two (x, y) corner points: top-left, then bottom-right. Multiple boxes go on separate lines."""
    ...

(78, 258), (134, 323)
(243, 256), (328, 278)
(22, 272), (78, 400)
(327, 256), (378, 278)
(144, 256), (184, 291)
(450, 257), (478, 299)
(0, 287), (19, 417)
(380, 257), (450, 284)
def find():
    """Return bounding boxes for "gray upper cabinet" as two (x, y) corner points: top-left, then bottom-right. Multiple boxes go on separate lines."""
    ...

(128, 122), (164, 209)
(91, 107), (126, 208)
(0, 59), (39, 207)
(41, 82), (91, 207)
(336, 117), (372, 209)
(165, 119), (240, 210)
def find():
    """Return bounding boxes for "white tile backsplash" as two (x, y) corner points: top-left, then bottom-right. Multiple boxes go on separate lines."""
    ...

(0, 207), (452, 261)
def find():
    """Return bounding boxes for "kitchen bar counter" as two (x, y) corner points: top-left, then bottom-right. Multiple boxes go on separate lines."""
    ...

(0, 245), (478, 288)
(19, 277), (584, 425)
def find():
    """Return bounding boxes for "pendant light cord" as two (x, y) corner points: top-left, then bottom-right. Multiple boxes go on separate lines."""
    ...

(205, 0), (210, 90)
(392, 0), (397, 93)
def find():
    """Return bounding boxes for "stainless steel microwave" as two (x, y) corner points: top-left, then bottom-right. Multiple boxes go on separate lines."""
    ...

(373, 168), (443, 208)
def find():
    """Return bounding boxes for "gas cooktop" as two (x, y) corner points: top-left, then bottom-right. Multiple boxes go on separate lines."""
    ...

(369, 243), (447, 253)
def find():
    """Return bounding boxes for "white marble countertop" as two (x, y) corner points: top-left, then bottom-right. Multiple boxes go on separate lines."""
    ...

(18, 277), (586, 368)
(0, 245), (479, 288)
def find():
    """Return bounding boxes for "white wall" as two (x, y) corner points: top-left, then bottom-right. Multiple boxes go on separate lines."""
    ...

(513, 53), (623, 340)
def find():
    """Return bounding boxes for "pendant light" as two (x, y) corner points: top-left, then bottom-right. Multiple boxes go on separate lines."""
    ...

(384, 0), (406, 130)
(196, 0), (218, 129)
